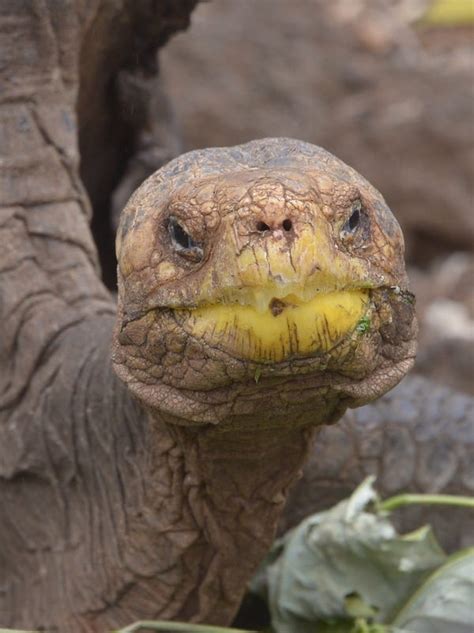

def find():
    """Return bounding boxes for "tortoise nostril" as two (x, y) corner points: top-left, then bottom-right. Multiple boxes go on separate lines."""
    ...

(256, 219), (292, 232)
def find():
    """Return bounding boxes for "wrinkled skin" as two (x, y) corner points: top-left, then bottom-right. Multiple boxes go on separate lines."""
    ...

(109, 138), (416, 626)
(2, 3), (470, 632)
(113, 139), (416, 429)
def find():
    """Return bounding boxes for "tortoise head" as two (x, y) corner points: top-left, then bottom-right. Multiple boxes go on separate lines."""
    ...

(112, 139), (417, 428)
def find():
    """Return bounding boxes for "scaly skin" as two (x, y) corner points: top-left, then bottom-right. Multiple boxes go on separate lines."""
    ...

(109, 138), (417, 630)
(0, 118), (417, 629)
(281, 375), (474, 553)
(2, 3), (459, 632)
(113, 139), (416, 427)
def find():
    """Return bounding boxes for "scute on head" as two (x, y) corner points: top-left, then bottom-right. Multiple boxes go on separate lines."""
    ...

(112, 138), (416, 428)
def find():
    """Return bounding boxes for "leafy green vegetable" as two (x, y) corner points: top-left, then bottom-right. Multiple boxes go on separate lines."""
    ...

(314, 616), (391, 633)
(391, 548), (474, 632)
(7, 479), (472, 633)
(253, 478), (446, 633)
(355, 316), (371, 334)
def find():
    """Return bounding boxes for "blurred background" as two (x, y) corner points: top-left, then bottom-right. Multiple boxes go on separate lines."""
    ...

(111, 0), (473, 395)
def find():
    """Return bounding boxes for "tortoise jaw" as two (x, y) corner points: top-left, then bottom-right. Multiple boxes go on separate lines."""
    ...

(173, 288), (370, 363)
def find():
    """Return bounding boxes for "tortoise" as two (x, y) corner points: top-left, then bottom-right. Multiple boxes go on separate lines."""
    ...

(0, 2), (472, 631)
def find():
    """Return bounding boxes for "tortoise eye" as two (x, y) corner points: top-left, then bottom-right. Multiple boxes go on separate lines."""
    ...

(169, 217), (193, 249)
(348, 207), (360, 231)
(167, 216), (204, 262)
(341, 200), (363, 237)
(348, 200), (362, 230)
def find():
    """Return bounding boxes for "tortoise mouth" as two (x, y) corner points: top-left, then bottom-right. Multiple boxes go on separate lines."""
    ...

(172, 288), (371, 363)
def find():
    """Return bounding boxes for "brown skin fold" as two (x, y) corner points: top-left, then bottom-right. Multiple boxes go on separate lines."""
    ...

(2, 3), (469, 633)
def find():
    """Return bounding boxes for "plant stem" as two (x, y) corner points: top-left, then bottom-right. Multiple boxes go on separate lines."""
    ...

(115, 620), (256, 633)
(378, 493), (474, 513)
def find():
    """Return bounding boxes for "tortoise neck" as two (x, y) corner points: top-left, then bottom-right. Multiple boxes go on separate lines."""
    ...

(16, 380), (316, 632)
(111, 416), (316, 627)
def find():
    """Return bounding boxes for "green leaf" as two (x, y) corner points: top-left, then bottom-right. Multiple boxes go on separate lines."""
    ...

(391, 548), (474, 632)
(356, 316), (371, 334)
(253, 478), (446, 633)
(314, 617), (390, 633)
